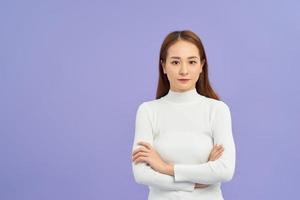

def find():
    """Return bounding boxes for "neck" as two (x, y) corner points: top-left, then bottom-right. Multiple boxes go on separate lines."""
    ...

(163, 87), (202, 103)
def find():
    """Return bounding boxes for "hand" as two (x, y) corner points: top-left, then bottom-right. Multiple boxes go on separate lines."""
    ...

(195, 183), (210, 188)
(132, 141), (169, 174)
(195, 144), (225, 189)
(208, 144), (224, 161)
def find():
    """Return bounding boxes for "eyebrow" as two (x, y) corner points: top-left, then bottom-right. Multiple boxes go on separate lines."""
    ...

(170, 56), (199, 60)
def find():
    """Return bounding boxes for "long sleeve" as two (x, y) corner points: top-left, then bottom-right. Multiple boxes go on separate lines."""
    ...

(173, 101), (236, 184)
(131, 102), (196, 192)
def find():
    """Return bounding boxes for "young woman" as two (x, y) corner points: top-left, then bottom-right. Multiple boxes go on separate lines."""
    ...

(131, 30), (236, 200)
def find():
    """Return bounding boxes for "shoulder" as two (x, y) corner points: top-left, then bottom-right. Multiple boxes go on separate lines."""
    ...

(200, 96), (231, 120)
(137, 98), (162, 110)
(214, 99), (230, 112)
(136, 99), (160, 114)
(201, 96), (230, 110)
(206, 99), (232, 125)
(135, 100), (161, 124)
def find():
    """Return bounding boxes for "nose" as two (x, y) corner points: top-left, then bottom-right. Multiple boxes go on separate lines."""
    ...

(179, 63), (188, 75)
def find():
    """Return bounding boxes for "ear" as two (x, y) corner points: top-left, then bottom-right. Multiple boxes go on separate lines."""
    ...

(201, 59), (206, 68)
(161, 60), (166, 74)
(199, 59), (205, 74)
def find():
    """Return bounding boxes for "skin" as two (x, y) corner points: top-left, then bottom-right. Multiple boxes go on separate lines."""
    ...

(161, 39), (205, 92)
(132, 40), (225, 189)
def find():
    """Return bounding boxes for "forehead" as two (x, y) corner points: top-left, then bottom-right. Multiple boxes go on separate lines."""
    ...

(167, 40), (199, 58)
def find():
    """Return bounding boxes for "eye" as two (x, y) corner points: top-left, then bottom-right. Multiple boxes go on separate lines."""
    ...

(171, 60), (180, 65)
(190, 61), (197, 64)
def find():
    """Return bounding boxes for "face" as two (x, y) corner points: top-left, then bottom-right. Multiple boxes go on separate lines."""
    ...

(161, 40), (205, 92)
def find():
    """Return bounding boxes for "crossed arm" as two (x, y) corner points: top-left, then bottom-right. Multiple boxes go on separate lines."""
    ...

(131, 102), (236, 192)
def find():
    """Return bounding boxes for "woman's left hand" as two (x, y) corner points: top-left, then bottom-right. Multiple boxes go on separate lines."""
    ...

(132, 141), (169, 174)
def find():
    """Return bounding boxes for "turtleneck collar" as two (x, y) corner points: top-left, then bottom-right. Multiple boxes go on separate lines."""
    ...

(162, 87), (202, 104)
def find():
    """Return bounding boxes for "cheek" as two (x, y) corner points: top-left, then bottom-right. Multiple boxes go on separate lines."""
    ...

(166, 69), (178, 79)
(191, 68), (202, 77)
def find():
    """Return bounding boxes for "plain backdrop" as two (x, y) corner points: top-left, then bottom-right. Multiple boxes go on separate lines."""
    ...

(1, 0), (300, 199)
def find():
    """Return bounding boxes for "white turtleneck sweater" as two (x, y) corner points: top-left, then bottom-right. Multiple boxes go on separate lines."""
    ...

(131, 88), (236, 200)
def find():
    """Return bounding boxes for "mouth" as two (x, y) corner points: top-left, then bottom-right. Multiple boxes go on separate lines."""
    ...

(178, 78), (190, 83)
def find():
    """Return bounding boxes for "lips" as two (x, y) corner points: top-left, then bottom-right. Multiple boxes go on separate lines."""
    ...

(178, 78), (190, 83)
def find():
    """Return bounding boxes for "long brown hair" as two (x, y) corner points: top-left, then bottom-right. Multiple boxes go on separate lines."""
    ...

(156, 30), (220, 100)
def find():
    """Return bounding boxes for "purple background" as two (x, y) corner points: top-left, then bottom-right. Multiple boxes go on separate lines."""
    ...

(1, 1), (300, 199)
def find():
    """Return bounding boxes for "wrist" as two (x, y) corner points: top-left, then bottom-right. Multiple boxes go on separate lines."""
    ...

(164, 163), (174, 176)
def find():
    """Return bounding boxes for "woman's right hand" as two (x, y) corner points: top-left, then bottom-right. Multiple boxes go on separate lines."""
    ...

(195, 144), (225, 189)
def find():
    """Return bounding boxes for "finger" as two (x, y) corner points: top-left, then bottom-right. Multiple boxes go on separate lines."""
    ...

(132, 151), (147, 160)
(213, 145), (224, 152)
(209, 146), (218, 156)
(214, 148), (224, 157)
(134, 156), (148, 164)
(210, 148), (224, 161)
(133, 145), (150, 154)
(132, 152), (148, 161)
(137, 141), (152, 150)
(132, 147), (142, 155)
(196, 184), (209, 188)
(215, 144), (223, 150)
(210, 144), (222, 155)
(215, 146), (224, 153)
(132, 147), (149, 156)
(212, 147), (224, 157)
(214, 151), (224, 160)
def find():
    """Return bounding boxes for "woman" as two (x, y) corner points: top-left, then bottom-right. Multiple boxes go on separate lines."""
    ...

(131, 30), (236, 200)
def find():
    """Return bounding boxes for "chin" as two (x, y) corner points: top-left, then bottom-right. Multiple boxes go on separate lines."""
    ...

(178, 84), (192, 88)
(176, 85), (193, 91)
